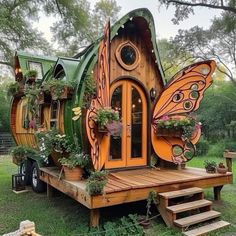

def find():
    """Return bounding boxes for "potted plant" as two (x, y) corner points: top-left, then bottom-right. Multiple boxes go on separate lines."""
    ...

(217, 162), (228, 174)
(86, 170), (108, 195)
(35, 129), (75, 166)
(25, 70), (38, 83)
(204, 160), (217, 173)
(10, 145), (37, 165)
(59, 152), (90, 181)
(155, 115), (198, 139)
(44, 79), (75, 100)
(7, 82), (24, 97)
(94, 107), (120, 133)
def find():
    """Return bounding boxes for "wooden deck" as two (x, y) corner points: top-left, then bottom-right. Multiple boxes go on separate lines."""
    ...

(40, 167), (233, 210)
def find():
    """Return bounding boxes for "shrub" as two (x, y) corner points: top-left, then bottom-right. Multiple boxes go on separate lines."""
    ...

(196, 137), (210, 156)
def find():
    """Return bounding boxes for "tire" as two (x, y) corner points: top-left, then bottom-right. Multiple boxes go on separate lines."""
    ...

(31, 162), (46, 193)
(20, 160), (31, 185)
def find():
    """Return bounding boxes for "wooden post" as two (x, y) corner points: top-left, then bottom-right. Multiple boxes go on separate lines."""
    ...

(90, 209), (100, 227)
(225, 158), (232, 172)
(47, 184), (55, 198)
(214, 186), (223, 201)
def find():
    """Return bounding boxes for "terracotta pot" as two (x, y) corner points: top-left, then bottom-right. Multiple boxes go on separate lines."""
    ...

(217, 167), (228, 174)
(63, 166), (83, 181)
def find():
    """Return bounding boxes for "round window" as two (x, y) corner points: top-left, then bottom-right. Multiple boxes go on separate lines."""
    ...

(115, 41), (140, 71)
(120, 45), (136, 65)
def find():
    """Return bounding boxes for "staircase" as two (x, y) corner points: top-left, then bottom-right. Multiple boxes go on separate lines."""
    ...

(157, 187), (230, 236)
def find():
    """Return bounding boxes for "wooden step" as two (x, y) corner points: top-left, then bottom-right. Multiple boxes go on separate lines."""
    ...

(174, 210), (221, 228)
(159, 187), (203, 199)
(183, 220), (230, 236)
(167, 200), (212, 214)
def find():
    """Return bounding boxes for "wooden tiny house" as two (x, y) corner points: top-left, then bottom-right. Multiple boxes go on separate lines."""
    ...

(10, 9), (232, 233)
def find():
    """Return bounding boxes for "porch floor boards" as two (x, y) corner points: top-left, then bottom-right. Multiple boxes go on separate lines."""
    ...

(107, 167), (232, 193)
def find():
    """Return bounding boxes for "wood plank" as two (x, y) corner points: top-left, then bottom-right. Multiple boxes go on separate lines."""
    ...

(174, 210), (221, 228)
(183, 220), (230, 236)
(167, 200), (212, 213)
(158, 187), (203, 199)
(223, 151), (236, 159)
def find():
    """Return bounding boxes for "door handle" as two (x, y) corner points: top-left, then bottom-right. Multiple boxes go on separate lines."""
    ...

(127, 124), (131, 137)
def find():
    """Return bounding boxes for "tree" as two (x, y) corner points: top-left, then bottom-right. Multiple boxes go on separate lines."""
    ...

(158, 39), (194, 81)
(51, 0), (121, 56)
(0, 0), (50, 69)
(0, 0), (121, 69)
(169, 12), (236, 84)
(159, 0), (236, 24)
(197, 80), (236, 140)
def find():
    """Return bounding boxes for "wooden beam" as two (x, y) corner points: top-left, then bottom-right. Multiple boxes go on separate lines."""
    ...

(214, 186), (223, 201)
(47, 184), (55, 198)
(90, 209), (100, 227)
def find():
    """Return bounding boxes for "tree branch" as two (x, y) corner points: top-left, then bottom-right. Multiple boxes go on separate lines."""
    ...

(0, 60), (13, 67)
(168, 0), (236, 14)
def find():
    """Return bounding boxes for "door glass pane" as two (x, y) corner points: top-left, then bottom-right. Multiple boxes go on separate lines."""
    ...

(131, 86), (142, 158)
(110, 85), (122, 160)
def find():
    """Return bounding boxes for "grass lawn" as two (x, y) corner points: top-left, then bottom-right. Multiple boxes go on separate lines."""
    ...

(0, 155), (236, 235)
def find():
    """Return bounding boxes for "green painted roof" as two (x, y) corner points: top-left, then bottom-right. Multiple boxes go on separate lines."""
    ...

(15, 51), (57, 79)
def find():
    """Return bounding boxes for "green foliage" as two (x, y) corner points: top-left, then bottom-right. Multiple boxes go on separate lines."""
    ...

(197, 80), (236, 140)
(0, 0), (50, 67)
(196, 137), (210, 156)
(95, 107), (119, 128)
(103, 214), (144, 236)
(86, 170), (108, 195)
(24, 87), (41, 116)
(204, 160), (217, 171)
(82, 75), (97, 108)
(7, 82), (20, 96)
(35, 129), (75, 163)
(146, 191), (157, 220)
(43, 79), (75, 99)
(59, 152), (90, 169)
(157, 116), (196, 139)
(0, 81), (11, 132)
(25, 70), (38, 79)
(10, 145), (37, 165)
(207, 142), (226, 157)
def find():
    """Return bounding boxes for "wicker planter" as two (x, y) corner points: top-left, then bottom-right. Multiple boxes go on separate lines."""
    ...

(217, 167), (228, 174)
(63, 166), (83, 181)
(50, 149), (69, 168)
(155, 126), (182, 137)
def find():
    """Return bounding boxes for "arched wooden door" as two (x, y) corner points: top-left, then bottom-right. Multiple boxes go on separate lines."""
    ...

(105, 80), (147, 169)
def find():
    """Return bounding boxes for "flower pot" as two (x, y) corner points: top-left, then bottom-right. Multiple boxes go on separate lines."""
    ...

(217, 167), (228, 174)
(155, 126), (182, 137)
(63, 166), (83, 181)
(206, 168), (216, 174)
(50, 86), (73, 100)
(50, 149), (69, 168)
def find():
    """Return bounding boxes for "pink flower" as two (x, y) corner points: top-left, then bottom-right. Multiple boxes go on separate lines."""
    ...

(160, 115), (169, 121)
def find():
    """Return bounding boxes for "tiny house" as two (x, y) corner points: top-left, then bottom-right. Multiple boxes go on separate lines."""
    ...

(10, 9), (232, 233)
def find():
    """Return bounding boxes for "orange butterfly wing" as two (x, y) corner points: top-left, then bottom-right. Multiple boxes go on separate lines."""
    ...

(151, 60), (216, 164)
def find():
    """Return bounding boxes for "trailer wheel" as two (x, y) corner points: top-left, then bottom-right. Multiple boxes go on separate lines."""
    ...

(31, 162), (46, 193)
(20, 160), (31, 185)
